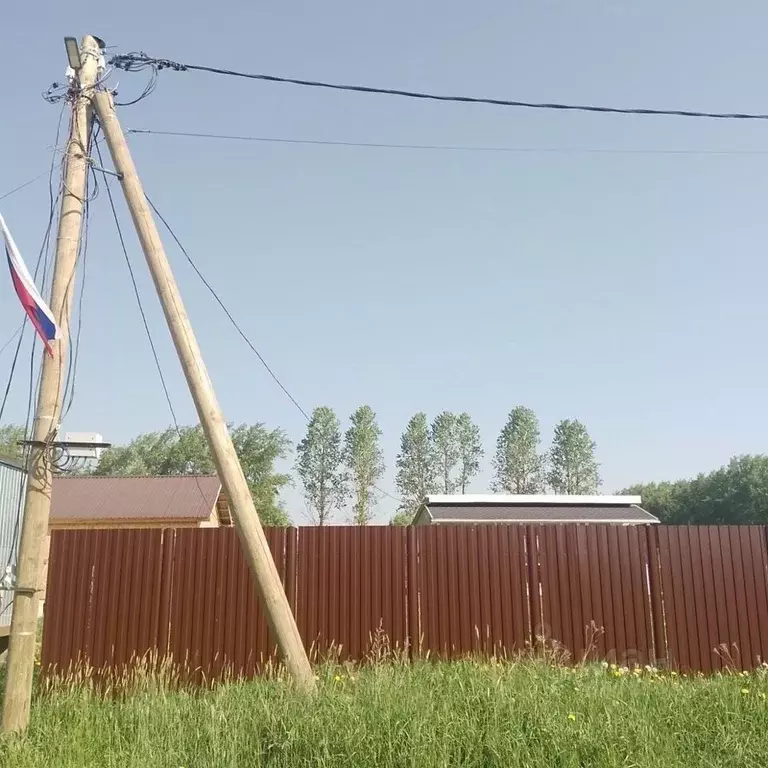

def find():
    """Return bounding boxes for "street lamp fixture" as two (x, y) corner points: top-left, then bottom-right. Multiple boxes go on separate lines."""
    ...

(64, 37), (81, 70)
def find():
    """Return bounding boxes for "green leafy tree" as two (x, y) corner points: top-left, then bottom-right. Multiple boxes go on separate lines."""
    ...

(492, 407), (544, 493)
(623, 455), (768, 524)
(430, 412), (459, 493)
(620, 480), (688, 523)
(389, 511), (413, 526)
(547, 419), (600, 494)
(395, 413), (436, 516)
(295, 406), (346, 526)
(455, 413), (483, 493)
(344, 405), (385, 525)
(0, 424), (25, 461)
(93, 424), (291, 525)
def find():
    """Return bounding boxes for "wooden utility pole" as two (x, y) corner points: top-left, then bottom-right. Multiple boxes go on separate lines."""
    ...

(90, 88), (315, 693)
(2, 36), (101, 733)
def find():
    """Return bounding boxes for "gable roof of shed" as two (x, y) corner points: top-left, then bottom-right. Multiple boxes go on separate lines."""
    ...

(416, 495), (658, 524)
(50, 474), (223, 523)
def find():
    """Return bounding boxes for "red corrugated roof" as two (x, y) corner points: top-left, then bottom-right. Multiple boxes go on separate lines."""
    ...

(50, 475), (222, 522)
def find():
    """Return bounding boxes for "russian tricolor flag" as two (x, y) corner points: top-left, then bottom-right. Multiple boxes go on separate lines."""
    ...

(1, 213), (60, 356)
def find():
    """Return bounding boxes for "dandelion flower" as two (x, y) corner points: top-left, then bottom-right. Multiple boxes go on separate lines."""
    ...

(334, 674), (343, 682)
(568, 713), (576, 721)
(741, 688), (750, 696)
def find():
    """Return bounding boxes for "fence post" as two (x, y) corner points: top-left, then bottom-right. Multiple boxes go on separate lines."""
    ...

(39, 529), (66, 673)
(285, 527), (299, 616)
(646, 525), (666, 667)
(525, 526), (541, 648)
(406, 526), (420, 660)
(156, 529), (176, 661)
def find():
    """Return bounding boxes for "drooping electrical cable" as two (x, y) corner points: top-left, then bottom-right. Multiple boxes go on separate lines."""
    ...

(0, 105), (68, 586)
(127, 127), (768, 156)
(94, 140), (226, 509)
(115, 63), (158, 107)
(0, 104), (66, 427)
(144, 193), (312, 422)
(0, 171), (52, 203)
(0, 334), (28, 429)
(111, 52), (768, 121)
(0, 326), (24, 358)
(94, 141), (181, 428)
(143, 194), (404, 506)
(62, 117), (100, 421)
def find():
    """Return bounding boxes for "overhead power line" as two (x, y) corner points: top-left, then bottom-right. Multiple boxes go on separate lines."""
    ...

(144, 193), (311, 421)
(143, 194), (404, 506)
(95, 144), (216, 511)
(127, 128), (768, 156)
(0, 104), (67, 582)
(0, 326), (23, 358)
(94, 141), (181, 428)
(0, 122), (82, 203)
(0, 170), (51, 203)
(111, 52), (768, 121)
(0, 103), (67, 425)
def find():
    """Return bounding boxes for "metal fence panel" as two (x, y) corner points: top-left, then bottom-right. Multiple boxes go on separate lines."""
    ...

(532, 524), (655, 665)
(41, 528), (166, 673)
(656, 526), (768, 671)
(0, 460), (26, 629)
(294, 526), (408, 661)
(166, 527), (290, 680)
(40, 523), (768, 678)
(412, 525), (531, 658)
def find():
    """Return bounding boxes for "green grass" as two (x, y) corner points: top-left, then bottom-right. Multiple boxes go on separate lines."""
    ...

(1, 661), (768, 767)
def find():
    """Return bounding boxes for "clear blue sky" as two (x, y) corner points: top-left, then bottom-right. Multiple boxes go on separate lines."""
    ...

(3, 2), (768, 521)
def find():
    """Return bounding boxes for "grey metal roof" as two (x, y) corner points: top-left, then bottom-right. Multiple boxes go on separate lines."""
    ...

(423, 503), (658, 523)
(0, 456), (24, 470)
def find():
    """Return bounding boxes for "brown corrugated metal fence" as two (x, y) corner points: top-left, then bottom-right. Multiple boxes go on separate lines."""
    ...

(43, 529), (169, 673)
(295, 527), (409, 660)
(411, 525), (531, 658)
(166, 527), (291, 680)
(656, 526), (768, 672)
(532, 525), (657, 666)
(41, 524), (768, 678)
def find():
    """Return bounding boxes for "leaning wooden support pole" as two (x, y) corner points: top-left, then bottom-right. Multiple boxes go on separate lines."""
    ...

(90, 87), (315, 694)
(1, 35), (101, 734)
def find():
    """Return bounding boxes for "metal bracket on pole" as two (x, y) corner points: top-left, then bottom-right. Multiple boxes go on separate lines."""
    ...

(86, 159), (122, 180)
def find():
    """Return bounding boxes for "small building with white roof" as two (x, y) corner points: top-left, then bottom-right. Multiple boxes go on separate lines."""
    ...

(412, 494), (659, 526)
